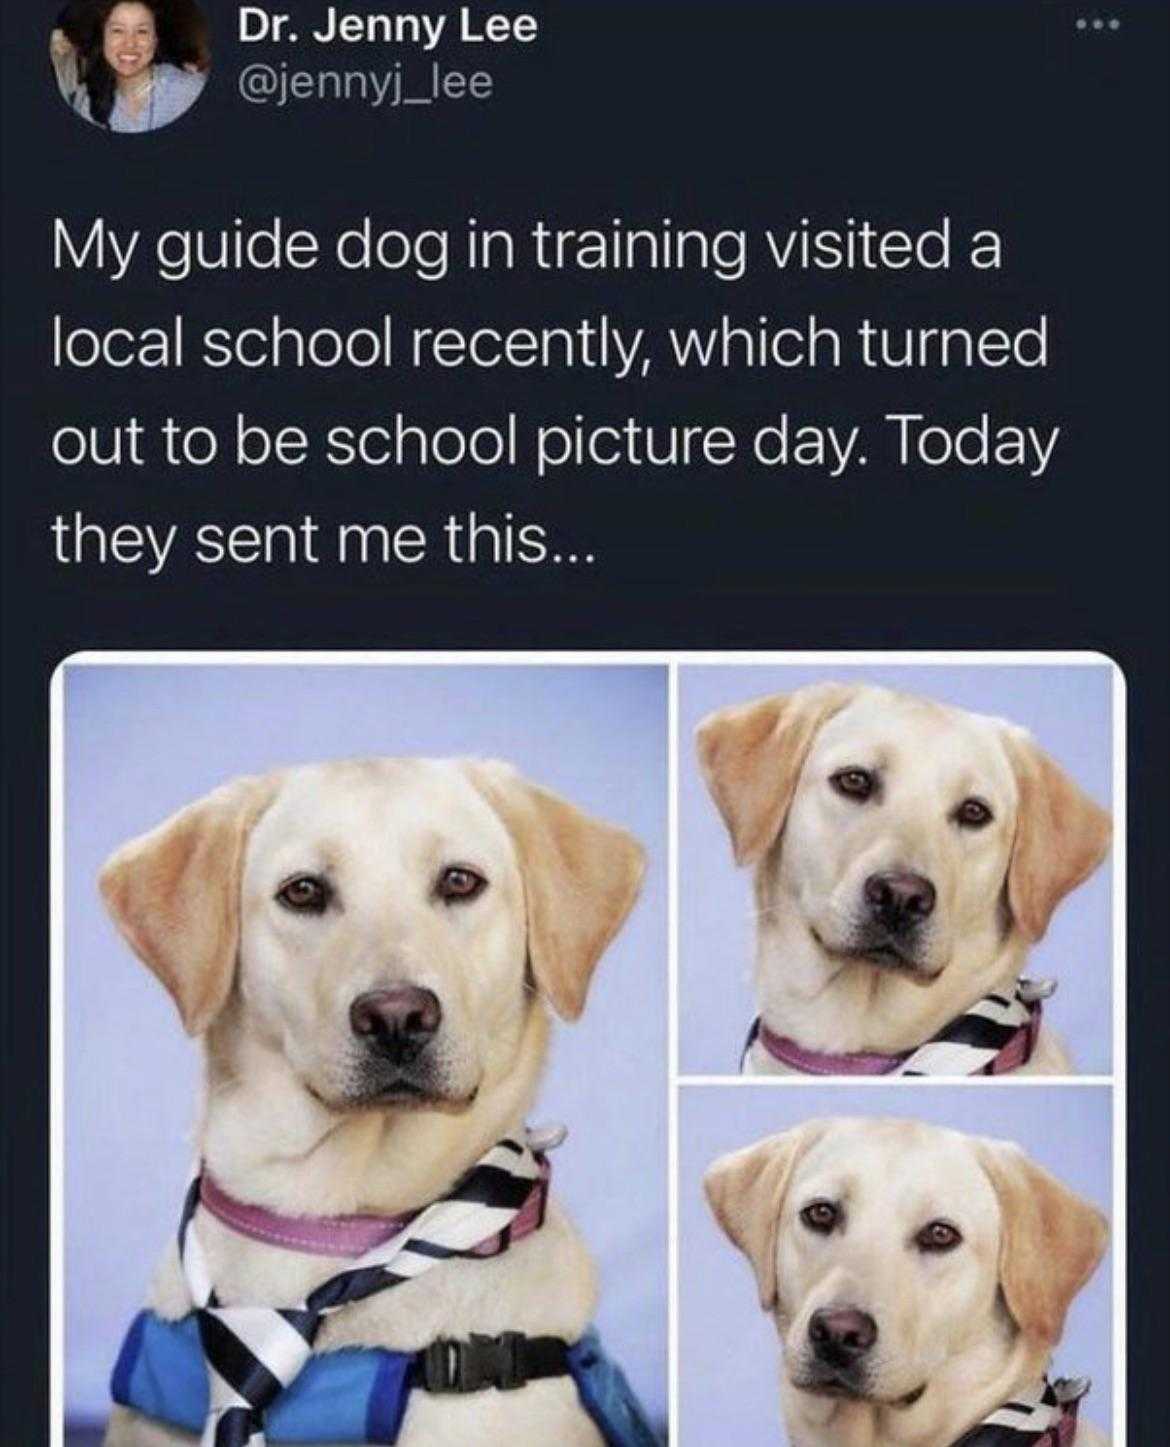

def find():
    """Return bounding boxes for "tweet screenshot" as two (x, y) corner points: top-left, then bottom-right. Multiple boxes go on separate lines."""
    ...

(2, 3), (1165, 1443)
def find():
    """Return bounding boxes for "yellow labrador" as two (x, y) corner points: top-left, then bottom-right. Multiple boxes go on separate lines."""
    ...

(98, 758), (645, 1447)
(705, 1118), (1109, 1446)
(696, 685), (1111, 1074)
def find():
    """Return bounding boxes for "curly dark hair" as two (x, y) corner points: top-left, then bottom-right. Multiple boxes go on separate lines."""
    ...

(71, 0), (209, 127)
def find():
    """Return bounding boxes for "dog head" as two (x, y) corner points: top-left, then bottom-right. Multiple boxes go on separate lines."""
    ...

(99, 758), (645, 1113)
(697, 684), (1110, 983)
(704, 1118), (1107, 1410)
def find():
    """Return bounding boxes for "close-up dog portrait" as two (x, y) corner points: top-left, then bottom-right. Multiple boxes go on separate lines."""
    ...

(681, 664), (1115, 1075)
(682, 1092), (1112, 1445)
(62, 663), (667, 1446)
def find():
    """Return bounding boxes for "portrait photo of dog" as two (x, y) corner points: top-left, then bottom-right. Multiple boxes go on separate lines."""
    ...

(680, 662), (1115, 1075)
(681, 1089), (1112, 1445)
(60, 661), (667, 1447)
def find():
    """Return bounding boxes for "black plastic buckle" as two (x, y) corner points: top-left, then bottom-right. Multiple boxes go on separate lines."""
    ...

(420, 1339), (464, 1393)
(494, 1331), (526, 1391)
(419, 1333), (528, 1393)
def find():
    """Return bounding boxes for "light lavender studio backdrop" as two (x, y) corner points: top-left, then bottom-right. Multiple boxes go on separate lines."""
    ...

(679, 662), (1115, 1074)
(62, 663), (667, 1432)
(678, 1086), (1114, 1444)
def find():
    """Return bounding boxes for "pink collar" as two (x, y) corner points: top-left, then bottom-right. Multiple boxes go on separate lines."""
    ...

(753, 1023), (907, 1075)
(1051, 1403), (1080, 1445)
(747, 989), (1044, 1077)
(953, 1375), (1087, 1445)
(199, 1156), (551, 1259)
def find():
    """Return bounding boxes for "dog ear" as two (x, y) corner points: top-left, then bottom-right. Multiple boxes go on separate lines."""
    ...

(704, 1124), (824, 1310)
(976, 1140), (1108, 1346)
(99, 775), (278, 1036)
(1002, 731), (1111, 942)
(466, 762), (646, 1021)
(695, 685), (857, 866)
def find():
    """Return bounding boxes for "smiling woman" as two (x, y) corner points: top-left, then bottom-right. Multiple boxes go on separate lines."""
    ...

(52, 0), (210, 133)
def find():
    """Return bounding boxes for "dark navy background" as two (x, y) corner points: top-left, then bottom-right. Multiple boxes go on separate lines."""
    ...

(2, 1), (1166, 1437)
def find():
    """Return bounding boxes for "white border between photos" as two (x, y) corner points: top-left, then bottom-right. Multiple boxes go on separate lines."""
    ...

(49, 648), (1125, 1445)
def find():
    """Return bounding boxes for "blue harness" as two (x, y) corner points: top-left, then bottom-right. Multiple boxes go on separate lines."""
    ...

(112, 1310), (660, 1446)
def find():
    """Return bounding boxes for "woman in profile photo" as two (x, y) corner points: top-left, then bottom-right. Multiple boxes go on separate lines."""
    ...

(58, 0), (209, 133)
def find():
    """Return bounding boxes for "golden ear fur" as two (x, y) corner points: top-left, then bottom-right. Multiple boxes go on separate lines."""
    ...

(977, 1139), (1108, 1346)
(99, 775), (278, 1035)
(704, 1124), (824, 1310)
(1003, 731), (1111, 942)
(465, 762), (646, 1021)
(695, 685), (857, 866)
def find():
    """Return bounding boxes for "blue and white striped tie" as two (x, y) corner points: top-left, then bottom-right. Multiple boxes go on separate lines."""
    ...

(178, 1137), (542, 1447)
(954, 1376), (1089, 1444)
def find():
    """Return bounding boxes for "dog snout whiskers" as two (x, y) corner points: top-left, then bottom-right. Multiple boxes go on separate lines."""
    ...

(349, 985), (442, 1063)
(863, 870), (936, 934)
(808, 1306), (878, 1367)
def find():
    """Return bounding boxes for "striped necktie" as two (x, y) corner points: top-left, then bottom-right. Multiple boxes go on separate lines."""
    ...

(744, 979), (1050, 1076)
(895, 980), (1048, 1075)
(953, 1377), (1088, 1445)
(178, 1137), (542, 1447)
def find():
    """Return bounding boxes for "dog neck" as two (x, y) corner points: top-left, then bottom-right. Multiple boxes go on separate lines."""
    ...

(197, 1000), (551, 1218)
(779, 1326), (1047, 1447)
(753, 879), (1028, 1056)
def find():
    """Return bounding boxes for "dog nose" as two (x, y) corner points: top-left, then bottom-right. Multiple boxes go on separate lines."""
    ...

(864, 870), (936, 930)
(349, 986), (442, 1058)
(808, 1307), (878, 1362)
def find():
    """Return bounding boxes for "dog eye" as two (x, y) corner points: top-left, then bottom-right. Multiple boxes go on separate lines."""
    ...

(830, 768), (876, 802)
(276, 875), (330, 913)
(799, 1200), (840, 1233)
(437, 866), (487, 903)
(953, 797), (993, 829)
(915, 1220), (963, 1252)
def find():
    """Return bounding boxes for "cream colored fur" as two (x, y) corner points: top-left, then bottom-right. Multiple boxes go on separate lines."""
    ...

(697, 686), (1111, 1075)
(99, 758), (646, 1447)
(704, 1118), (1109, 1446)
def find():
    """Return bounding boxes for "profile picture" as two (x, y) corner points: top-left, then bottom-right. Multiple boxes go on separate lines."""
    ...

(50, 0), (210, 133)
